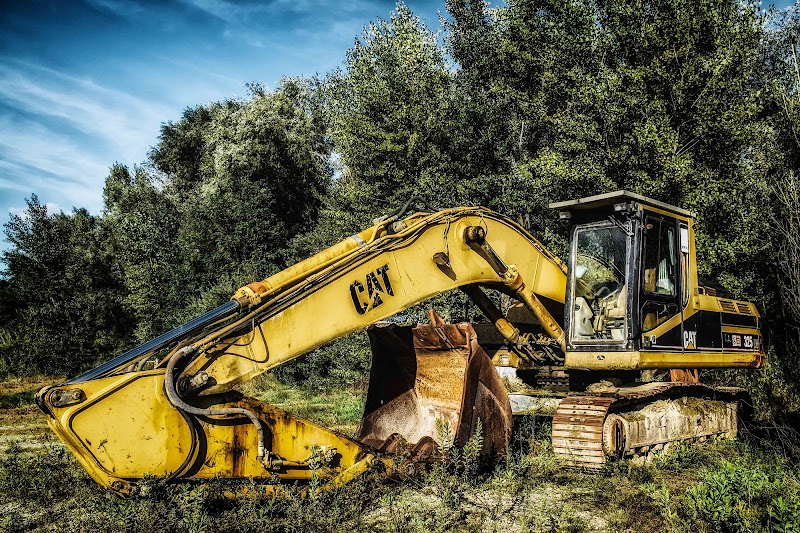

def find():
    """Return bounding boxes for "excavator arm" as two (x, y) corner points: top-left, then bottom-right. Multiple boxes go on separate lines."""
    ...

(182, 207), (566, 394)
(37, 207), (568, 494)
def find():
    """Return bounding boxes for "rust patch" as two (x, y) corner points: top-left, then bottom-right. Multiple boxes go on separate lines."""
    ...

(669, 369), (699, 384)
(552, 396), (614, 469)
(246, 281), (268, 294)
(229, 420), (248, 478)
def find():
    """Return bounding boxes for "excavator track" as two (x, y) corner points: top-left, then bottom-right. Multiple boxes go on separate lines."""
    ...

(551, 383), (747, 469)
(551, 396), (615, 468)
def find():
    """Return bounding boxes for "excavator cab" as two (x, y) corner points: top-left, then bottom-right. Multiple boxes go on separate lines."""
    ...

(551, 190), (763, 371)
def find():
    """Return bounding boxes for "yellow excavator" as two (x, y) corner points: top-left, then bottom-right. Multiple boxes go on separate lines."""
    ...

(36, 191), (763, 494)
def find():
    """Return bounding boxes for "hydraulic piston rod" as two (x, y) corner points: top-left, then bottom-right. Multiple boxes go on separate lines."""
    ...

(67, 299), (241, 384)
(463, 225), (566, 352)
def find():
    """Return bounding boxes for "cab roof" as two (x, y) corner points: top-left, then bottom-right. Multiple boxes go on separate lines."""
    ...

(549, 190), (693, 218)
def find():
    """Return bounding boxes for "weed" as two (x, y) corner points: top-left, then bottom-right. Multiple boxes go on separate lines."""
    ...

(6, 375), (800, 533)
(242, 375), (366, 436)
(0, 375), (61, 409)
(768, 489), (800, 533)
(658, 484), (681, 531)
(0, 444), (84, 505)
(681, 453), (799, 532)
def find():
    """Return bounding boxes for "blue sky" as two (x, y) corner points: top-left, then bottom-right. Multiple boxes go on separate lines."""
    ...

(0, 0), (443, 230)
(0, 0), (797, 239)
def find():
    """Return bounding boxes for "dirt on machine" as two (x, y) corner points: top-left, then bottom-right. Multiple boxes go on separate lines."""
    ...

(36, 190), (763, 493)
(358, 312), (512, 462)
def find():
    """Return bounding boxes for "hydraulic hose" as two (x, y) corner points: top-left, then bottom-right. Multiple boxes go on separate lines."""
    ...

(164, 347), (266, 464)
(386, 196), (436, 220)
(163, 408), (197, 483)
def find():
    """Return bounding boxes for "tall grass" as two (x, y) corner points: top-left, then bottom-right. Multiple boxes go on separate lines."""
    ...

(2, 377), (799, 532)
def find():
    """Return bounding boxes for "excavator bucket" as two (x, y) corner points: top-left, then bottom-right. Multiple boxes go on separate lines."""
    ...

(357, 317), (512, 465)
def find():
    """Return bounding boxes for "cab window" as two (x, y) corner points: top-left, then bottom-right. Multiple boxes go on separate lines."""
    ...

(643, 218), (676, 296)
(571, 223), (627, 342)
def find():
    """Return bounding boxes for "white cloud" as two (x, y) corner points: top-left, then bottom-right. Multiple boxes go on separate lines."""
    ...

(0, 117), (108, 214)
(181, 0), (412, 50)
(0, 118), (107, 180)
(0, 59), (183, 218)
(0, 59), (172, 164)
(152, 54), (245, 87)
(83, 0), (149, 18)
(0, 0), (443, 231)
(180, 0), (273, 23)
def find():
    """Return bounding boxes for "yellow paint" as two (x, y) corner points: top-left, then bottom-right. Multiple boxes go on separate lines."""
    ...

(40, 208), (566, 491)
(640, 204), (691, 223)
(185, 209), (567, 395)
(567, 350), (763, 370)
(628, 205), (763, 368)
(44, 370), (373, 492)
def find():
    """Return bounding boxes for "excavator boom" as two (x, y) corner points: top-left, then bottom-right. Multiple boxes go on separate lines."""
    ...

(37, 207), (565, 493)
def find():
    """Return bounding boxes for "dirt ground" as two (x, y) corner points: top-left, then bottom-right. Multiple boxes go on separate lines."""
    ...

(0, 376), (61, 454)
(2, 375), (798, 533)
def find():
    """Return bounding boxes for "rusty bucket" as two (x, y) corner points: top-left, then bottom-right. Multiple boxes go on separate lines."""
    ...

(356, 317), (512, 465)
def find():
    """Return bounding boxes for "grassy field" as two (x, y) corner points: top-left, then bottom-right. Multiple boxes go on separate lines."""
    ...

(1, 375), (799, 533)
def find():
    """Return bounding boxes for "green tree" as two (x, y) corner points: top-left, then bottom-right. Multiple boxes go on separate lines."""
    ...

(173, 83), (331, 281)
(443, 0), (793, 412)
(325, 2), (452, 229)
(763, 6), (800, 412)
(103, 80), (332, 344)
(1, 196), (131, 374)
(102, 164), (186, 342)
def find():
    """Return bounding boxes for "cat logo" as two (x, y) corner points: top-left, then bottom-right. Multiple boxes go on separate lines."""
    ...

(683, 330), (697, 349)
(350, 264), (394, 315)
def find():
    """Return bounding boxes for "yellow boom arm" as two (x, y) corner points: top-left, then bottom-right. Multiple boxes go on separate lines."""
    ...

(37, 207), (567, 494)
(186, 207), (567, 394)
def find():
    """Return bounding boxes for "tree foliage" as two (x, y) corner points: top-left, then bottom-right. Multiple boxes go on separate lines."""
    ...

(105, 82), (333, 343)
(0, 196), (130, 374)
(1, 0), (799, 415)
(324, 4), (451, 232)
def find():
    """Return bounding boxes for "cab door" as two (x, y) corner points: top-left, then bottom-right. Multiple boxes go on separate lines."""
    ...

(640, 215), (682, 350)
